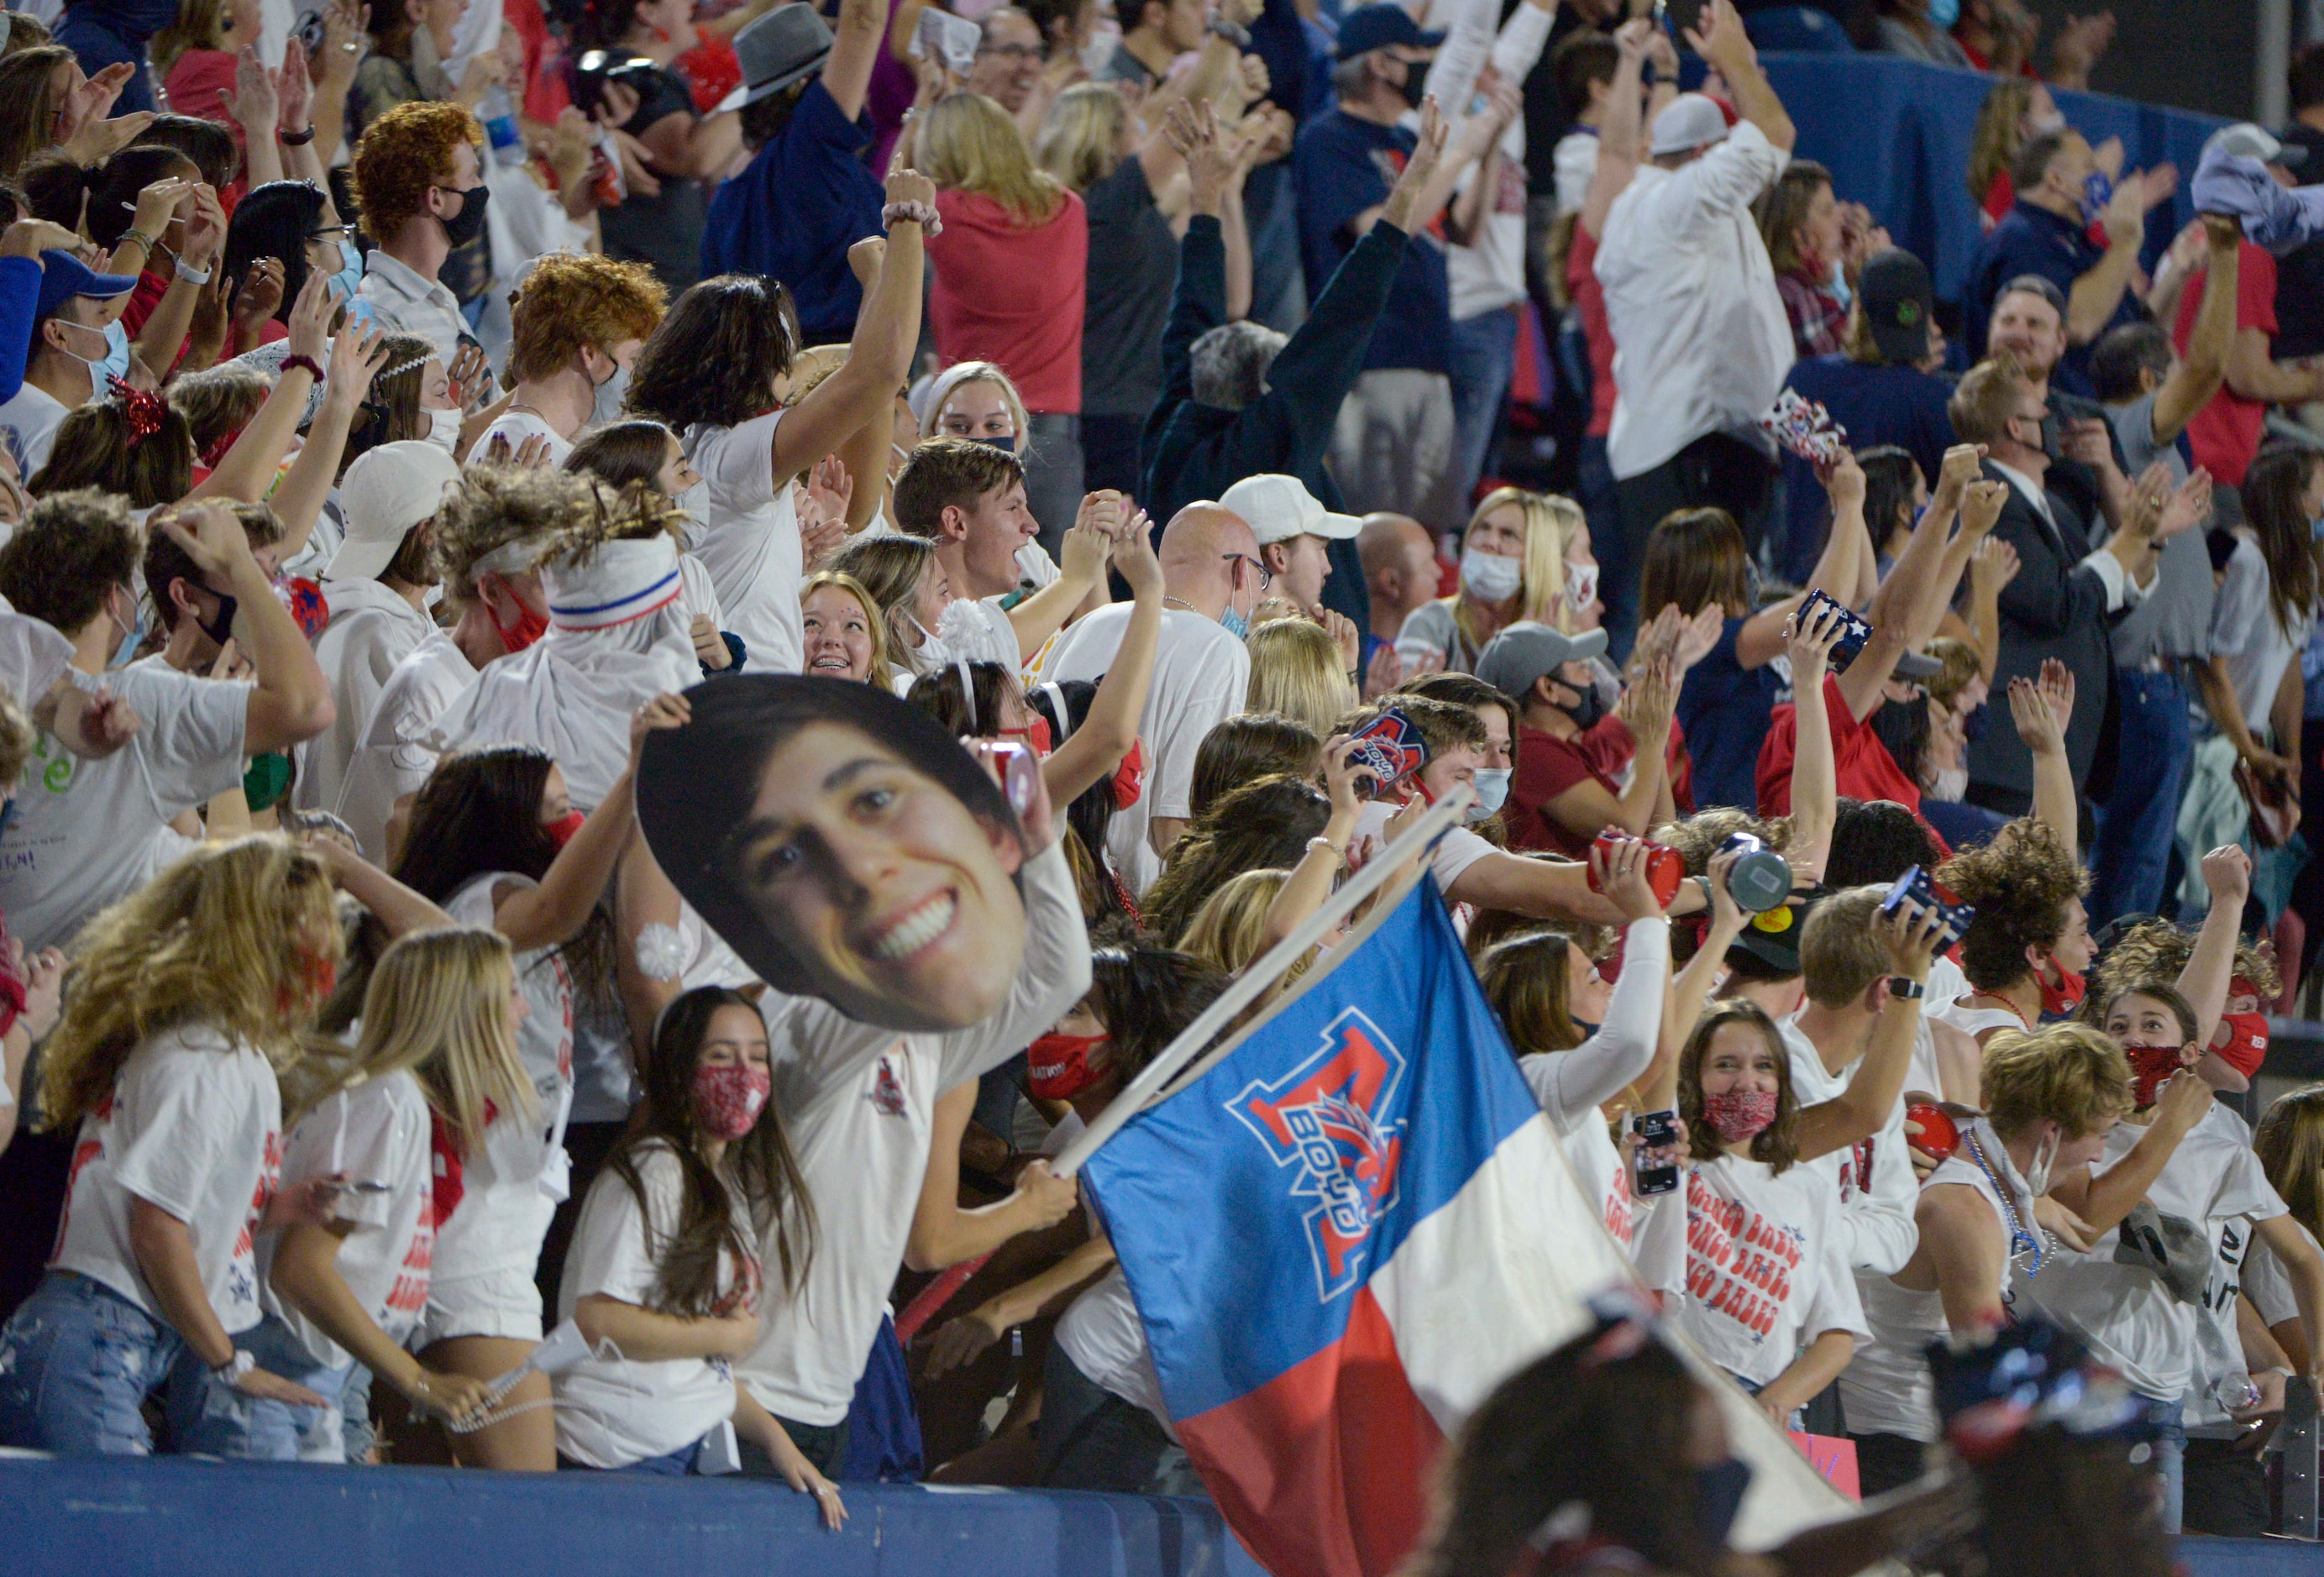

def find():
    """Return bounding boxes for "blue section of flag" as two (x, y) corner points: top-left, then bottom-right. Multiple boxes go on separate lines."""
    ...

(1082, 876), (1543, 1422)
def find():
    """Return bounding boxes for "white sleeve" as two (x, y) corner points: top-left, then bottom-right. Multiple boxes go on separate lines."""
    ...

(1393, 601), (1455, 673)
(702, 410), (783, 510)
(281, 1089), (398, 1230)
(1421, 0), (1498, 119)
(0, 610), (72, 710)
(1629, 1186), (1688, 1297)
(1666, 120), (1786, 233)
(1838, 1113), (1921, 1277)
(936, 840), (1095, 1090)
(1489, 0), (1557, 84)
(1519, 918), (1669, 1129)
(559, 1155), (666, 1311)
(1805, 1213), (1871, 1345)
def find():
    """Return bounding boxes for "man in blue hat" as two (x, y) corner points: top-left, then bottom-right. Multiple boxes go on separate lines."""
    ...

(0, 246), (141, 479)
(1293, 3), (1503, 536)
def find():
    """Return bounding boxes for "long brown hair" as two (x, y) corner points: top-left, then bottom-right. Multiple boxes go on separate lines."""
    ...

(0, 47), (75, 185)
(1676, 999), (1799, 1171)
(1478, 931), (1585, 1056)
(1967, 76), (2036, 206)
(1638, 507), (1751, 624)
(2256, 1084), (2324, 1245)
(2241, 444), (2323, 642)
(606, 987), (815, 1307)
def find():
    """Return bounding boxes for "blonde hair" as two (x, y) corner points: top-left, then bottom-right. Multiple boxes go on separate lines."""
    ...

(293, 929), (533, 1148)
(784, 343), (852, 406)
(919, 92), (1067, 225)
(150, 0), (229, 90)
(1245, 617), (1356, 737)
(39, 836), (341, 1130)
(800, 570), (894, 683)
(1036, 82), (1127, 192)
(1799, 886), (1892, 1009)
(2256, 1085), (2324, 1244)
(925, 360), (1033, 445)
(1179, 867), (1291, 976)
(1455, 488), (1584, 652)
(1981, 1023), (2131, 1141)
(1923, 636), (1982, 713)
(1968, 77), (2036, 207)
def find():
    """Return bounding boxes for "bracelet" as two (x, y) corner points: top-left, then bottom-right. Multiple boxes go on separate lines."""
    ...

(281, 124), (316, 146)
(280, 354), (324, 382)
(119, 227), (156, 256)
(882, 199), (942, 236)
(212, 1349), (254, 1386)
(171, 254), (212, 286)
(1207, 15), (1251, 46)
(1309, 836), (1347, 857)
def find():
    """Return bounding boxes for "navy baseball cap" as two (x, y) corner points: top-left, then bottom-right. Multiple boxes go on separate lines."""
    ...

(34, 249), (138, 326)
(1335, 5), (1446, 60)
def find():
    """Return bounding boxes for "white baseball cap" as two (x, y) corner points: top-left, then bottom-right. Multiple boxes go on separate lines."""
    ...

(2205, 121), (2307, 170)
(1648, 93), (1731, 159)
(328, 440), (463, 582)
(1219, 474), (1361, 548)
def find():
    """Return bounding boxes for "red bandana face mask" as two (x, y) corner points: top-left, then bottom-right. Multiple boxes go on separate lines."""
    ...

(1028, 1030), (1109, 1101)
(1110, 739), (1145, 808)
(1702, 1088), (1780, 1144)
(2122, 1041), (2184, 1109)
(692, 1061), (771, 1141)
(491, 594), (549, 653)
(2037, 953), (2085, 1016)
(544, 809), (586, 850)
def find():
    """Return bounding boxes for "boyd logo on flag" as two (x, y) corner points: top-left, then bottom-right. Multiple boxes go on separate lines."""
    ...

(1230, 1009), (1410, 1302)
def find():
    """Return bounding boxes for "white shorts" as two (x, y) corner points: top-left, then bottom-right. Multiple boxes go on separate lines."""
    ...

(411, 1266), (544, 1349)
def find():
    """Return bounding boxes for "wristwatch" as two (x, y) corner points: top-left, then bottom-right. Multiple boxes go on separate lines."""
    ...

(212, 1349), (255, 1386)
(1888, 977), (1927, 1000)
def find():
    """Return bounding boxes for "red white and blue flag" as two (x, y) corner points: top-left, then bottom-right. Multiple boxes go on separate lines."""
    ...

(1081, 877), (1639, 1577)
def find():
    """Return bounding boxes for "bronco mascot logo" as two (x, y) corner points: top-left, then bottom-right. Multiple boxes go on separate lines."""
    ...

(1230, 1008), (1409, 1302)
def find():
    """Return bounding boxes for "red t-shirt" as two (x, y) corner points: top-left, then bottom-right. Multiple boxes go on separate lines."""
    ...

(1755, 673), (1923, 817)
(1567, 226), (1618, 439)
(2174, 239), (2278, 487)
(119, 270), (171, 338)
(926, 187), (1088, 414)
(1508, 715), (1692, 857)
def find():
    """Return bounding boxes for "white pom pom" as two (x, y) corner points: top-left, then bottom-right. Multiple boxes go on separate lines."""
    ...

(634, 922), (687, 982)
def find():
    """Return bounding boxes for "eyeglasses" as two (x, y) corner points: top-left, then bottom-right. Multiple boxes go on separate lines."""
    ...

(1225, 553), (1272, 591)
(976, 41), (1041, 60)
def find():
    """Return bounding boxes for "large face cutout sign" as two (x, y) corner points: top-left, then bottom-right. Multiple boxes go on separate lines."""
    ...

(637, 676), (1031, 1033)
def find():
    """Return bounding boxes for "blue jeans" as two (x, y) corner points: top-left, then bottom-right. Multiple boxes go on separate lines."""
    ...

(167, 1311), (347, 1462)
(1447, 306), (1521, 516)
(2090, 668), (2194, 927)
(0, 1271), (185, 1455)
(2144, 1393), (2186, 1533)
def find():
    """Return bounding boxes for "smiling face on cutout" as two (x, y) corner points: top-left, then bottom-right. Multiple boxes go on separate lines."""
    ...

(729, 720), (1028, 1030)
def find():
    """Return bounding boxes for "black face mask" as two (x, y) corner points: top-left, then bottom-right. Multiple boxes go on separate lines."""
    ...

(438, 183), (491, 249)
(1692, 1458), (1753, 1549)
(1394, 58), (1429, 109)
(1555, 677), (1605, 732)
(198, 592), (238, 648)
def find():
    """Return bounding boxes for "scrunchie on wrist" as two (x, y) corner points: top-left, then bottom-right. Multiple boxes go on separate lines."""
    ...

(882, 200), (942, 237)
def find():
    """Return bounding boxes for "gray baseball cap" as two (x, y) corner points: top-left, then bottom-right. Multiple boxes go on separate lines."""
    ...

(1475, 621), (1610, 701)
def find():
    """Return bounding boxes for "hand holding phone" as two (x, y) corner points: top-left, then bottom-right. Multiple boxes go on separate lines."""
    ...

(1630, 1110), (1681, 1196)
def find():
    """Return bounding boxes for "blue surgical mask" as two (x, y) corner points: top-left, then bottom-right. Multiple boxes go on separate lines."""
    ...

(0, 796), (18, 840)
(1827, 255), (1851, 312)
(973, 434), (1018, 454)
(1923, 0), (1959, 29)
(1467, 768), (1510, 821)
(109, 589), (144, 669)
(2311, 513), (2324, 542)
(590, 359), (631, 431)
(1220, 605), (1250, 639)
(2080, 170), (2113, 228)
(332, 237), (363, 304)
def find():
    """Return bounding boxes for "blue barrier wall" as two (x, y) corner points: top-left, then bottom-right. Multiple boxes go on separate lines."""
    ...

(0, 1454), (2307, 1577)
(1761, 54), (2226, 308)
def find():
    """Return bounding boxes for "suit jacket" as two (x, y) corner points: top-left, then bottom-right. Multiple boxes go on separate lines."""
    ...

(1965, 459), (2122, 799)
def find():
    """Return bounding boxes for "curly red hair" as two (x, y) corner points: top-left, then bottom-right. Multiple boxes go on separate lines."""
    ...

(350, 102), (483, 243)
(506, 254), (668, 383)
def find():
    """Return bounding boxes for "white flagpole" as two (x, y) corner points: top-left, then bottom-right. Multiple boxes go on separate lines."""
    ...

(1051, 787), (1475, 1179)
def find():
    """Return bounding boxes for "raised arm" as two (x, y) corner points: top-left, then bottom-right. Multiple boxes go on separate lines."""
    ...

(1044, 515), (1162, 805)
(270, 317), (391, 558)
(822, 0), (884, 123)
(1735, 454), (1865, 669)
(1684, 0), (1792, 155)
(1005, 506), (1114, 663)
(156, 502), (333, 755)
(187, 270), (333, 505)
(2007, 660), (2079, 861)
(1649, 852), (1749, 1113)
(904, 1082), (1079, 1272)
(1784, 602), (1844, 876)
(2049, 1071), (2209, 1235)
(1521, 845), (1671, 1126)
(2067, 182), (2144, 345)
(2178, 845), (2253, 1052)
(1795, 898), (1942, 1160)
(2152, 216), (2243, 443)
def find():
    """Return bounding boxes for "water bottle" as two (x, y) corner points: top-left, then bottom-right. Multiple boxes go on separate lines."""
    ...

(480, 83), (524, 170)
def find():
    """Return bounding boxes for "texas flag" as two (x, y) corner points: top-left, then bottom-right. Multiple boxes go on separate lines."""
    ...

(1083, 876), (1846, 1576)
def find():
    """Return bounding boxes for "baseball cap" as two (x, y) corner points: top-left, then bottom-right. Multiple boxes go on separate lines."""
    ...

(1219, 474), (1361, 548)
(330, 441), (463, 582)
(1335, 4), (1445, 60)
(2206, 122), (2307, 170)
(1725, 889), (1823, 977)
(34, 249), (138, 326)
(1648, 94), (1730, 159)
(1473, 621), (1610, 701)
(1857, 249), (1934, 367)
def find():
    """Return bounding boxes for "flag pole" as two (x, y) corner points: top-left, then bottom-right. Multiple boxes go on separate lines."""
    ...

(1052, 787), (1475, 1179)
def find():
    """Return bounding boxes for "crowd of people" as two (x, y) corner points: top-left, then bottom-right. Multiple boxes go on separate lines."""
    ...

(0, 0), (2316, 1560)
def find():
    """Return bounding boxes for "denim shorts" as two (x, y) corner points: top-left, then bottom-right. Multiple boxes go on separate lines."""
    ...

(0, 1271), (186, 1455)
(165, 1311), (349, 1463)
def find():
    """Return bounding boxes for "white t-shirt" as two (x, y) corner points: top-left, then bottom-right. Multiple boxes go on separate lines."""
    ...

(262, 1070), (434, 1368)
(553, 1140), (755, 1467)
(1041, 605), (1249, 897)
(50, 1023), (281, 1335)
(681, 411), (805, 676)
(474, 408), (573, 468)
(1351, 798), (1498, 895)
(2, 661), (249, 951)
(2019, 1102), (2279, 1403)
(1777, 1014), (1919, 1276)
(736, 842), (1089, 1426)
(334, 630), (475, 864)
(2172, 1104), (2287, 1436)
(2243, 1217), (2318, 1329)
(0, 379), (70, 477)
(1913, 955), (1968, 1098)
(433, 874), (574, 1281)
(299, 579), (436, 820)
(1054, 1265), (1174, 1438)
(1673, 1153), (1869, 1388)
(1844, 1121), (2024, 1441)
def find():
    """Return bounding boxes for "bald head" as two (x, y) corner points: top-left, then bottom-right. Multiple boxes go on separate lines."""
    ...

(1358, 512), (1440, 633)
(1157, 503), (1262, 623)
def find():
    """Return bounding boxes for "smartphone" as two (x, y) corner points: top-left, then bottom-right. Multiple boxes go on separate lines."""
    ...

(990, 739), (1041, 818)
(1799, 587), (1873, 670)
(1881, 864), (1975, 947)
(1345, 708), (1430, 799)
(1631, 1110), (1680, 1197)
(1655, 0), (1708, 40)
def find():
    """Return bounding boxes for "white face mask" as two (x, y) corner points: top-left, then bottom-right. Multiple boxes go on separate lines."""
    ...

(1928, 766), (1968, 803)
(1460, 546), (1524, 603)
(1079, 17), (1122, 77)
(2023, 1127), (2060, 1198)
(423, 404), (462, 453)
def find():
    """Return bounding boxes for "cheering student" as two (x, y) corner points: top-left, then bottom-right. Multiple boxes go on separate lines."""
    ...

(553, 988), (842, 1522)
(388, 696), (690, 1470)
(247, 928), (527, 1461)
(0, 839), (345, 1457)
